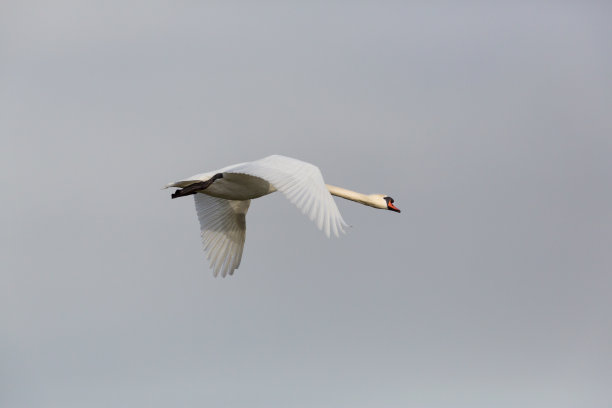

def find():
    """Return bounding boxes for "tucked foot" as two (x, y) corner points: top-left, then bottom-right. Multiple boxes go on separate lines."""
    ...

(171, 173), (223, 199)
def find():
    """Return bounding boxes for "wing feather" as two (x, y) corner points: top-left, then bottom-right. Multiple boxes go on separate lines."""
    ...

(223, 155), (348, 237)
(194, 194), (250, 277)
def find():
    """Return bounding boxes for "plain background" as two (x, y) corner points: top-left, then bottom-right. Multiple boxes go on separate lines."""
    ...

(2, 2), (611, 407)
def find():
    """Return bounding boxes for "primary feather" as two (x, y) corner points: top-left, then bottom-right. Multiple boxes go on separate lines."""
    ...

(194, 194), (249, 278)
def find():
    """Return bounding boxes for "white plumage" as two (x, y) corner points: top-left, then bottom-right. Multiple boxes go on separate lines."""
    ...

(166, 154), (399, 277)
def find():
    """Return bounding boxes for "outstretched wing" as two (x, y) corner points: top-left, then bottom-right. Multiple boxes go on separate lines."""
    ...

(194, 193), (250, 277)
(224, 155), (348, 238)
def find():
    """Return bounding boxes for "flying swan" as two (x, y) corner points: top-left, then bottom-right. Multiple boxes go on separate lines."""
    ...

(165, 155), (400, 277)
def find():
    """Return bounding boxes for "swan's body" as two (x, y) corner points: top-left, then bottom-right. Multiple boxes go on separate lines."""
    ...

(166, 155), (399, 277)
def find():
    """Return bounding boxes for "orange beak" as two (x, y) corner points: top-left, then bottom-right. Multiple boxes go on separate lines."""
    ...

(388, 202), (401, 213)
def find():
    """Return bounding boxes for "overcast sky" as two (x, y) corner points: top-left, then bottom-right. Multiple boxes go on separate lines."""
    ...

(1, 2), (611, 407)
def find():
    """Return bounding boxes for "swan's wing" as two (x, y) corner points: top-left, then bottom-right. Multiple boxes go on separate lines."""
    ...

(224, 155), (348, 238)
(194, 193), (250, 277)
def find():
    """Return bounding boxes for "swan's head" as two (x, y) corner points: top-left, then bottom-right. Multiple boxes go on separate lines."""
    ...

(384, 196), (401, 213)
(369, 194), (401, 213)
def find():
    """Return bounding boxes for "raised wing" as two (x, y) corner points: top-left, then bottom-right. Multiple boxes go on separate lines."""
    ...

(194, 193), (250, 277)
(224, 155), (348, 238)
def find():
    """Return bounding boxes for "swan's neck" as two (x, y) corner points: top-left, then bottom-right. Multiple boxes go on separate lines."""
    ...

(326, 184), (380, 208)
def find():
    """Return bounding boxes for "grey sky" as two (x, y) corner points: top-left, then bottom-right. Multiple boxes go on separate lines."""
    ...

(2, 2), (611, 407)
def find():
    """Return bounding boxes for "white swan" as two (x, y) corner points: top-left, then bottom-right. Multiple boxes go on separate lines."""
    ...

(165, 155), (400, 277)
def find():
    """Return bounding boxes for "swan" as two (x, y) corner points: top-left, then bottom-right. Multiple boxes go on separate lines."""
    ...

(165, 155), (400, 277)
